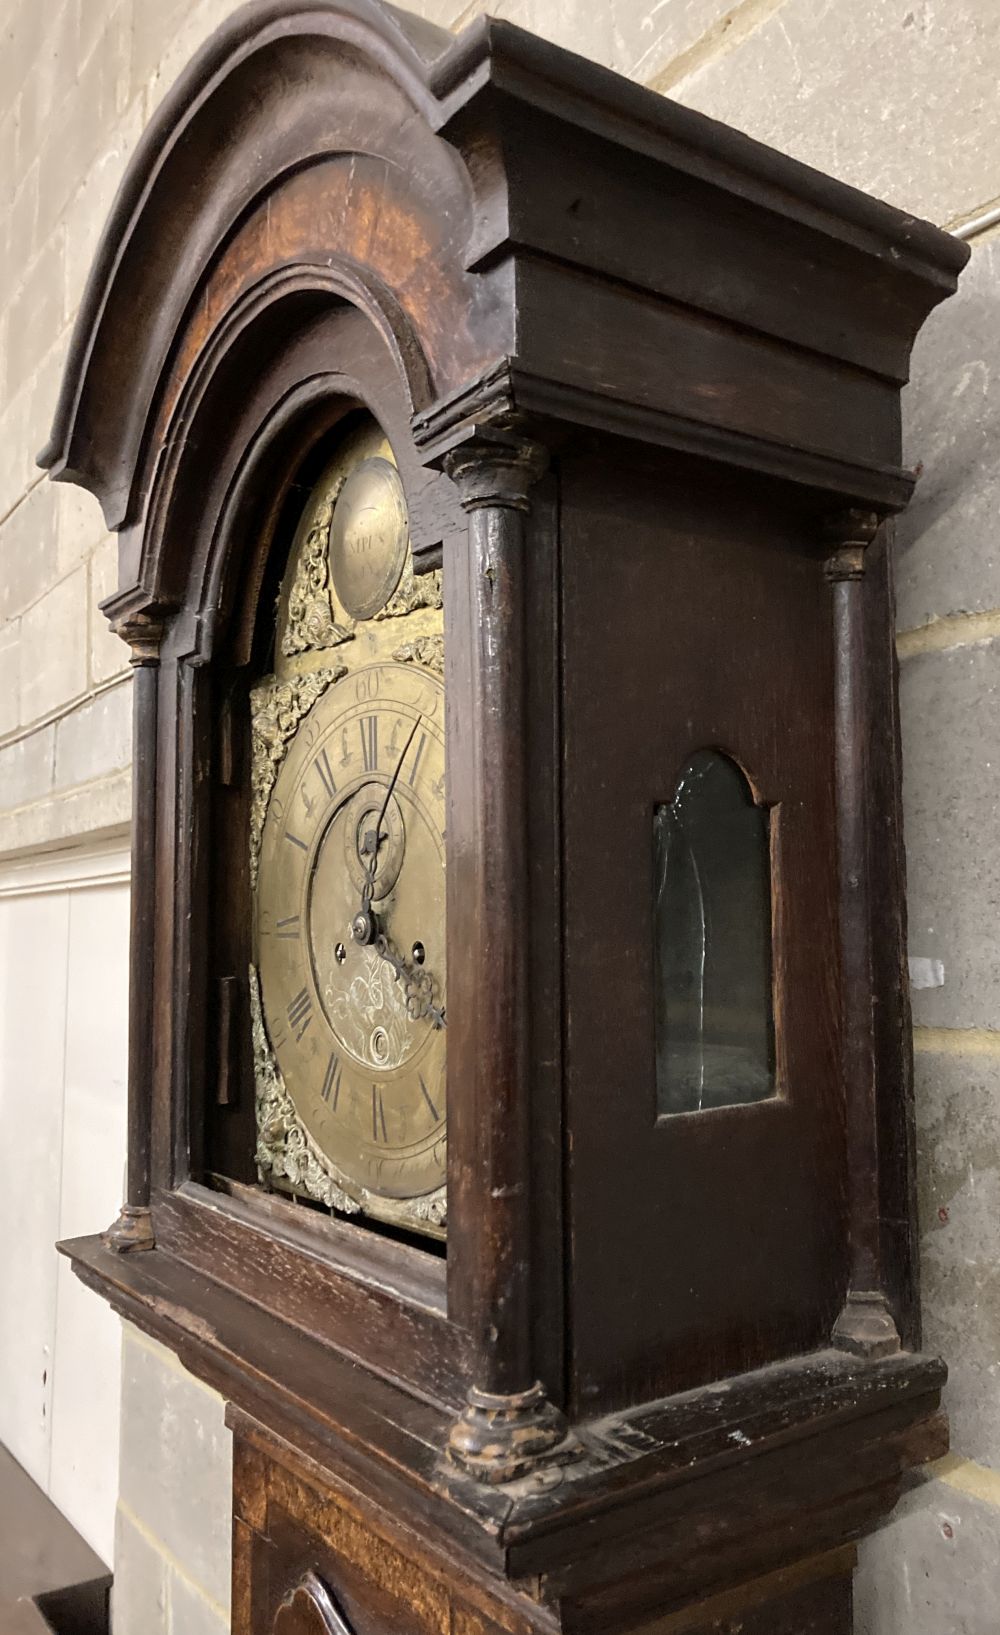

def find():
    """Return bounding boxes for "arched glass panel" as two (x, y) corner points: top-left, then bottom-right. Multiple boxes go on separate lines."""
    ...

(653, 751), (775, 1116)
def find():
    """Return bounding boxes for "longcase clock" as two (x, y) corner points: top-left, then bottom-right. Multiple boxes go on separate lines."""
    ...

(41, 3), (967, 1632)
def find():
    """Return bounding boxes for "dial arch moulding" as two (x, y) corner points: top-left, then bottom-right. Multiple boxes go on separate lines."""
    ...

(37, 0), (509, 597)
(124, 285), (441, 666)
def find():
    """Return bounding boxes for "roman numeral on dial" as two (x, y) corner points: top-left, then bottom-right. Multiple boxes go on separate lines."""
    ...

(372, 1085), (388, 1143)
(408, 731), (427, 788)
(286, 988), (313, 1042)
(314, 748), (336, 799)
(276, 915), (300, 940)
(320, 1052), (342, 1109)
(359, 715), (378, 772)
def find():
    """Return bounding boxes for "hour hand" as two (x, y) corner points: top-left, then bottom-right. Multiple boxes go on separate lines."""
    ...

(357, 715), (422, 922)
(374, 933), (446, 1030)
(351, 833), (389, 944)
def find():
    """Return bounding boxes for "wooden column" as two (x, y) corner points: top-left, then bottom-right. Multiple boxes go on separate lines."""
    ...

(103, 613), (163, 1254)
(826, 512), (901, 1358)
(441, 428), (577, 1483)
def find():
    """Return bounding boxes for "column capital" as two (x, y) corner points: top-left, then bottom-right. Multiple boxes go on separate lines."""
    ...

(443, 429), (549, 513)
(100, 584), (170, 664)
(413, 361), (549, 509)
(823, 508), (883, 582)
(120, 613), (166, 666)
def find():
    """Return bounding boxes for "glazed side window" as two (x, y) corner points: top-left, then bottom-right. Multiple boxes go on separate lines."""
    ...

(653, 751), (775, 1117)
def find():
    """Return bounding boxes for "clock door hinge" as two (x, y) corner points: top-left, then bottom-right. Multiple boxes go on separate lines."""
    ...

(216, 974), (241, 1107)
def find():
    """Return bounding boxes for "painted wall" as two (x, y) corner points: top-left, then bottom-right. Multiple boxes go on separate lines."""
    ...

(1, 0), (998, 1630)
(0, 842), (129, 1566)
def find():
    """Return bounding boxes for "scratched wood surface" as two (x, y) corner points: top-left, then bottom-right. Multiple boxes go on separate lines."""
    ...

(230, 1421), (871, 1635)
(560, 445), (844, 1413)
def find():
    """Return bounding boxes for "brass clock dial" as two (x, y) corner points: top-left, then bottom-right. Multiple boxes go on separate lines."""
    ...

(253, 413), (446, 1235)
(256, 660), (446, 1210)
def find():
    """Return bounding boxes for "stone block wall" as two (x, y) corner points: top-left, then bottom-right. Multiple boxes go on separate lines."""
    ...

(1, 1), (998, 1631)
(0, 0), (133, 860)
(112, 1329), (233, 1635)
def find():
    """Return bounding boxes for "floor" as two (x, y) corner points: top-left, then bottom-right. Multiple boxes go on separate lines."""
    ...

(0, 1443), (108, 1634)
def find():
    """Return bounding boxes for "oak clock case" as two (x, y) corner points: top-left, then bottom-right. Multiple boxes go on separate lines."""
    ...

(252, 418), (447, 1239)
(42, 3), (970, 1633)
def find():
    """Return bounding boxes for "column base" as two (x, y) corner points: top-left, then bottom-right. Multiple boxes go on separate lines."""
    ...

(102, 1204), (155, 1254)
(833, 1291), (901, 1359)
(446, 1382), (582, 1485)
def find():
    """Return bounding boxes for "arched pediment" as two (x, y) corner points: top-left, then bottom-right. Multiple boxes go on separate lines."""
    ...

(38, 0), (504, 539)
(39, 0), (967, 607)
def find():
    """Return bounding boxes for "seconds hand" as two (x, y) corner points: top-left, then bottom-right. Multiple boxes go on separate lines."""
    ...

(360, 714), (422, 917)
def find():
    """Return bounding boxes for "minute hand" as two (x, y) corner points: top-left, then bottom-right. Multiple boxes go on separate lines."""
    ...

(357, 714), (422, 923)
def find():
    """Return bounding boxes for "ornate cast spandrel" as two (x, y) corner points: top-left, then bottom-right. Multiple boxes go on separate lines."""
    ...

(374, 559), (442, 621)
(249, 667), (348, 887)
(391, 633), (444, 676)
(252, 959), (447, 1230)
(282, 481), (354, 658)
(274, 421), (441, 671)
(251, 964), (360, 1216)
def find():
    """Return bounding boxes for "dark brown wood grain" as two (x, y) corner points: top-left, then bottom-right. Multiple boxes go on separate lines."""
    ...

(654, 1560), (855, 1635)
(101, 636), (161, 1251)
(44, 0), (968, 1629)
(125, 652), (159, 1212)
(224, 1388), (939, 1635)
(439, 433), (548, 1399)
(62, 1229), (946, 1617)
(560, 448), (846, 1413)
(831, 562), (881, 1293)
(824, 517), (904, 1359)
(863, 524), (921, 1349)
(157, 1182), (464, 1409)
